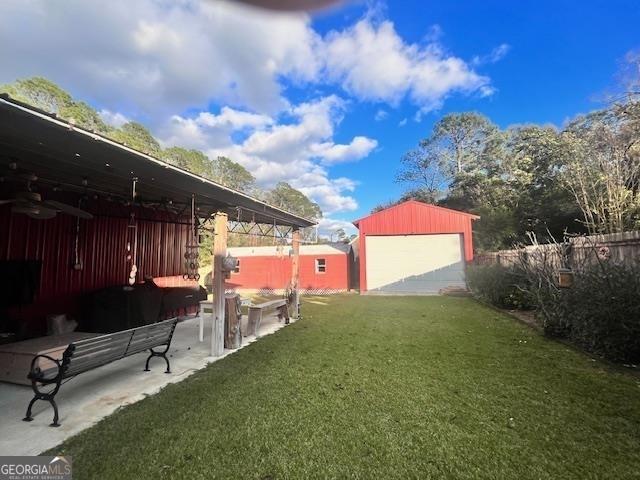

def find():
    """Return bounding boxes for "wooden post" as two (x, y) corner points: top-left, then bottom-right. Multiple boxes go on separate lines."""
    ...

(291, 228), (300, 318)
(211, 212), (228, 357)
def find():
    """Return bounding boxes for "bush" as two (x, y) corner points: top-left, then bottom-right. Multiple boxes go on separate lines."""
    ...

(467, 264), (534, 310)
(518, 254), (640, 363)
(563, 262), (640, 363)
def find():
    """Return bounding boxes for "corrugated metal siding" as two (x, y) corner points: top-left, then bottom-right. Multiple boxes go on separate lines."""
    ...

(1, 204), (190, 331)
(228, 254), (349, 291)
(355, 201), (476, 292)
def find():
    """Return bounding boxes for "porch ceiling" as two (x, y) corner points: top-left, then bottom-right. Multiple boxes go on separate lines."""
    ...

(0, 96), (315, 229)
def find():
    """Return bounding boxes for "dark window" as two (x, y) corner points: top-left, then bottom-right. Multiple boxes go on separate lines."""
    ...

(315, 258), (326, 273)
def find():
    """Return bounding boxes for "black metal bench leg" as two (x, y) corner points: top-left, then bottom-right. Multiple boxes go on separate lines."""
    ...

(144, 348), (171, 374)
(162, 355), (171, 374)
(23, 396), (38, 422)
(49, 399), (60, 427)
(23, 393), (61, 427)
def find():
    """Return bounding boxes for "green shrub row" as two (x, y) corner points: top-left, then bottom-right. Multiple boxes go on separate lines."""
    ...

(466, 264), (534, 310)
(468, 262), (640, 363)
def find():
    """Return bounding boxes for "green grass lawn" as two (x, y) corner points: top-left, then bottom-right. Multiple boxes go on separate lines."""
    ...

(49, 296), (640, 479)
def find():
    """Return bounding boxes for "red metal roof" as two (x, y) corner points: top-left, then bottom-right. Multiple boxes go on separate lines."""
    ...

(352, 200), (479, 227)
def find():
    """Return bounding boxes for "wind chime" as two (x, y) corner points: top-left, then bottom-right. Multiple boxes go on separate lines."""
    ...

(183, 195), (200, 281)
(126, 178), (138, 287)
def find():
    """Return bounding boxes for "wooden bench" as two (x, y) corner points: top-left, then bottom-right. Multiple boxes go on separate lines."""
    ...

(23, 317), (179, 427)
(246, 299), (289, 338)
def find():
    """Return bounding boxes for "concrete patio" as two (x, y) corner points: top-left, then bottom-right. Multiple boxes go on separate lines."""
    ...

(0, 312), (292, 456)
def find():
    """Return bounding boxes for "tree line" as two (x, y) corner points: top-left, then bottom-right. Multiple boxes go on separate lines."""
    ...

(386, 98), (640, 251)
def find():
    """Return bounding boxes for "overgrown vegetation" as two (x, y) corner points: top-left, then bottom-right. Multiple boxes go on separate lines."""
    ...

(48, 296), (640, 479)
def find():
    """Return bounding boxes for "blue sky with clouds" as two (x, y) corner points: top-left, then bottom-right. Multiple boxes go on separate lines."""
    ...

(1, 0), (639, 234)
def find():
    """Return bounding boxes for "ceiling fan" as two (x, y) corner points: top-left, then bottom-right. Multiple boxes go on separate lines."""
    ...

(0, 173), (93, 220)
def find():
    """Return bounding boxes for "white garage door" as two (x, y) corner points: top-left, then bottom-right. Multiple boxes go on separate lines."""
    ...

(365, 234), (466, 293)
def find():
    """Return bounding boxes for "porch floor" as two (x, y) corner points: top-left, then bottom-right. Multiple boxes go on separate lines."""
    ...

(0, 312), (291, 456)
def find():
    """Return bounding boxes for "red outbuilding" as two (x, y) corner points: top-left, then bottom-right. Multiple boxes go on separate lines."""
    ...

(226, 244), (351, 294)
(353, 200), (479, 294)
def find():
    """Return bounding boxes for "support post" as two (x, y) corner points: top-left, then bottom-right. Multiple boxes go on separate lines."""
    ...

(211, 212), (228, 357)
(291, 228), (300, 318)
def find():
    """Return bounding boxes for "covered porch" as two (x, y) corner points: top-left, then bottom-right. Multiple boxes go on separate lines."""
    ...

(0, 311), (293, 456)
(0, 95), (314, 453)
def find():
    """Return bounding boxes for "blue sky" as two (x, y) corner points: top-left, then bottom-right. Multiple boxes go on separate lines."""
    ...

(1, 0), (639, 234)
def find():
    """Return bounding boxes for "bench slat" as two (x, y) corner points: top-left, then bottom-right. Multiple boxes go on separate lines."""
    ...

(60, 318), (178, 377)
(65, 347), (130, 376)
(126, 335), (172, 354)
(250, 299), (287, 310)
(69, 333), (133, 359)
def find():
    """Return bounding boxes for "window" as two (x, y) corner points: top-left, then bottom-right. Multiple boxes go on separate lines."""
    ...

(232, 259), (240, 274)
(315, 258), (326, 273)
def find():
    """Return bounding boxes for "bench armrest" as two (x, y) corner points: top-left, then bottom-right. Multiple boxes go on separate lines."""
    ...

(27, 354), (62, 383)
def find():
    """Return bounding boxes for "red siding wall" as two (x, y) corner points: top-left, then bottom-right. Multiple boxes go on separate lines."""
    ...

(355, 201), (477, 292)
(1, 204), (190, 332)
(228, 254), (349, 292)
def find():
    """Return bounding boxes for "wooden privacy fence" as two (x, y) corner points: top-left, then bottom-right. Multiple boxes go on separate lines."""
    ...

(475, 231), (640, 269)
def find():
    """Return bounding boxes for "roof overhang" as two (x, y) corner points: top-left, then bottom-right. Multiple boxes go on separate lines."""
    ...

(352, 200), (480, 227)
(0, 96), (315, 229)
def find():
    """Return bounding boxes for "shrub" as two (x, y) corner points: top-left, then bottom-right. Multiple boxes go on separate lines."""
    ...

(481, 234), (640, 363)
(563, 262), (640, 363)
(467, 264), (534, 310)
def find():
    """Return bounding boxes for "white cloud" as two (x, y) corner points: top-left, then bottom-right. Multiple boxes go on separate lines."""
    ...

(316, 217), (357, 237)
(198, 107), (273, 131)
(323, 18), (492, 112)
(374, 109), (388, 121)
(472, 43), (511, 66)
(164, 96), (374, 215)
(0, 0), (320, 117)
(0, 1), (496, 119)
(314, 136), (378, 164)
(99, 109), (129, 128)
(398, 118), (408, 127)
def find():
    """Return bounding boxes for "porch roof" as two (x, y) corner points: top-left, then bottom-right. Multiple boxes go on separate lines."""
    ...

(0, 95), (315, 229)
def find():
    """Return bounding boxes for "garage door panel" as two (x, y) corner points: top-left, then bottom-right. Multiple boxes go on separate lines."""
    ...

(365, 234), (465, 293)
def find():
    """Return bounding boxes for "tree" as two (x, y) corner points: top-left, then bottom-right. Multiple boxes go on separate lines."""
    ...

(110, 122), (161, 157)
(505, 125), (586, 240)
(212, 156), (256, 191)
(562, 105), (640, 234)
(396, 147), (446, 202)
(265, 182), (322, 221)
(161, 147), (214, 178)
(1, 77), (111, 134)
(424, 112), (501, 176)
(333, 228), (346, 242)
(1, 77), (72, 114)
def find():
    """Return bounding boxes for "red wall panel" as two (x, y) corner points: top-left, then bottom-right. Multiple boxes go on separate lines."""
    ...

(1, 204), (190, 332)
(228, 254), (349, 291)
(354, 201), (478, 292)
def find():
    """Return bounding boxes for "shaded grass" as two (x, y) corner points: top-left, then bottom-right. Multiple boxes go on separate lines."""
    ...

(49, 296), (640, 479)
